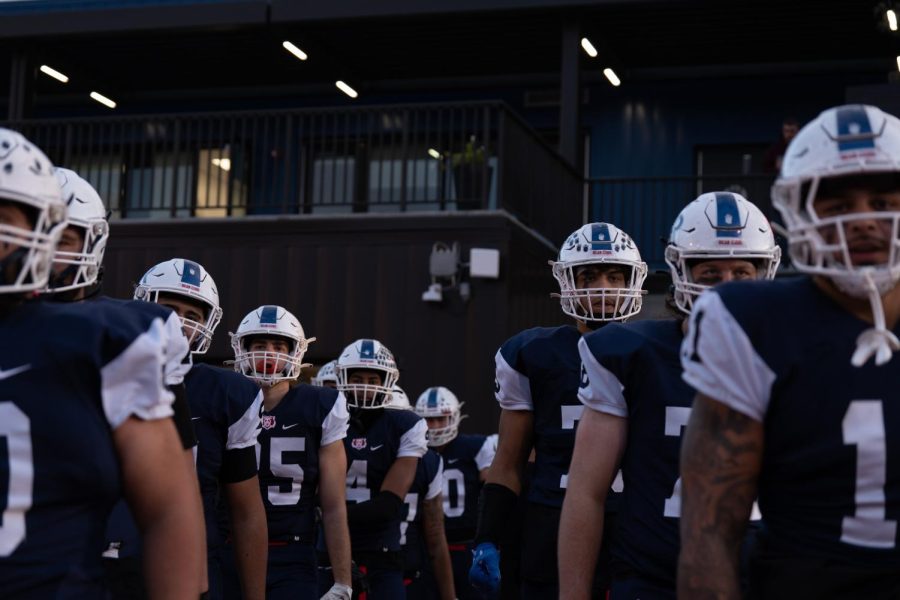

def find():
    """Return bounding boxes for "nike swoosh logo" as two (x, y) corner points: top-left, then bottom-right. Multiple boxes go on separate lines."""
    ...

(447, 458), (459, 464)
(370, 444), (384, 451)
(282, 423), (299, 430)
(0, 364), (31, 381)
(191, 417), (201, 421)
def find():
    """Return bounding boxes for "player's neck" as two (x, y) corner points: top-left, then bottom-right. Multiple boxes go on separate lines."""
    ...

(262, 381), (291, 411)
(814, 276), (900, 329)
(576, 320), (604, 335)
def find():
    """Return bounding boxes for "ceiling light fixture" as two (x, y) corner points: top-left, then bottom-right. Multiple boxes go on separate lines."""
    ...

(603, 68), (621, 87)
(335, 80), (358, 98)
(889, 9), (898, 31)
(282, 40), (308, 61)
(39, 65), (69, 83)
(89, 91), (116, 109)
(580, 37), (598, 58)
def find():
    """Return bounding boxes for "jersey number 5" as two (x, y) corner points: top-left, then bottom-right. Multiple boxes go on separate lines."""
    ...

(0, 403), (32, 556)
(265, 437), (306, 505)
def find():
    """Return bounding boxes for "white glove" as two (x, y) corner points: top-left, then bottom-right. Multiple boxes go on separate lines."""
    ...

(320, 582), (353, 600)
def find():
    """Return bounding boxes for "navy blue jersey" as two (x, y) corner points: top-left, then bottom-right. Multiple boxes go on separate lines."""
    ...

(684, 276), (900, 568)
(400, 449), (443, 571)
(496, 325), (621, 509)
(344, 408), (428, 553)
(257, 384), (348, 540)
(439, 434), (494, 543)
(579, 319), (692, 585)
(99, 296), (192, 561)
(0, 299), (175, 597)
(185, 364), (263, 550)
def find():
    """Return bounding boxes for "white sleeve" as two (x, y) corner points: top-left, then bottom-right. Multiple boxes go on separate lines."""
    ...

(321, 393), (350, 447)
(162, 311), (191, 386)
(474, 436), (496, 471)
(681, 291), (776, 423)
(398, 418), (428, 458)
(227, 390), (263, 450)
(494, 349), (533, 411)
(101, 317), (174, 430)
(577, 337), (628, 418)
(426, 455), (444, 500)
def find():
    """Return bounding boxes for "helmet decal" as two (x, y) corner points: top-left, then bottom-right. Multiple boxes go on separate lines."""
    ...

(836, 105), (875, 153)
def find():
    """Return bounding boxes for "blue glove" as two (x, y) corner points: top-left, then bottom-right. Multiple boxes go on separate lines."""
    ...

(469, 542), (501, 598)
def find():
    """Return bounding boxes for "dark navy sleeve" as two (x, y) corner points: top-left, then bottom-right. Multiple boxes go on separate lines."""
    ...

(681, 288), (776, 422)
(425, 452), (443, 500)
(577, 324), (644, 418)
(320, 389), (349, 447)
(396, 410), (428, 459)
(495, 329), (541, 411)
(221, 372), (263, 482)
(97, 308), (174, 429)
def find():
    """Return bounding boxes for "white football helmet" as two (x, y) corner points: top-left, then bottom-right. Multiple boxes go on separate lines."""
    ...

(231, 305), (315, 386)
(335, 339), (399, 409)
(773, 104), (900, 366)
(311, 360), (338, 387)
(665, 192), (781, 314)
(414, 386), (464, 447)
(385, 385), (412, 410)
(47, 168), (109, 294)
(0, 128), (66, 295)
(134, 258), (223, 354)
(773, 104), (900, 295)
(551, 222), (648, 322)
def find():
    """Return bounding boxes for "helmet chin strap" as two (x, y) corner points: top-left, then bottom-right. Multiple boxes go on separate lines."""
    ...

(849, 268), (900, 367)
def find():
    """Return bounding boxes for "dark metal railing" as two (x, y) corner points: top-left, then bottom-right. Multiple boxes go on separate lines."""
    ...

(587, 174), (779, 267)
(5, 101), (583, 244)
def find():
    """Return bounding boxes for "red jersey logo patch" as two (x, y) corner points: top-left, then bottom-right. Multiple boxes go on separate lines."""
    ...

(261, 415), (277, 430)
(351, 437), (367, 450)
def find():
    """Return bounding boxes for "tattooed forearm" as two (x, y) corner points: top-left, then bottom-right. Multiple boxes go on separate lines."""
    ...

(423, 495), (456, 600)
(677, 393), (764, 600)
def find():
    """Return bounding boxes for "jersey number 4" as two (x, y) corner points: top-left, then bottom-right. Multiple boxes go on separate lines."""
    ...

(0, 403), (32, 556)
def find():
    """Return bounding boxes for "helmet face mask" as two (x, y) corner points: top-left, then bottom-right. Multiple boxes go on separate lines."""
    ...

(551, 223), (648, 323)
(335, 339), (399, 409)
(0, 129), (67, 295)
(666, 191), (781, 314)
(414, 386), (464, 447)
(231, 305), (313, 387)
(134, 259), (223, 354)
(46, 168), (109, 295)
(773, 105), (900, 297)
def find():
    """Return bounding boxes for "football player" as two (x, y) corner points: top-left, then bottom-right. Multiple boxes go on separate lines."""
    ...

(388, 386), (456, 600)
(679, 104), (900, 598)
(415, 386), (495, 599)
(471, 223), (648, 599)
(0, 128), (203, 597)
(135, 258), (267, 600)
(559, 193), (779, 599)
(230, 305), (353, 600)
(42, 168), (206, 597)
(325, 339), (427, 600)
(312, 360), (338, 389)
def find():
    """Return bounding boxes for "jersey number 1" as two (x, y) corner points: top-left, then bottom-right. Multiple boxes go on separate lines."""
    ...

(842, 400), (897, 549)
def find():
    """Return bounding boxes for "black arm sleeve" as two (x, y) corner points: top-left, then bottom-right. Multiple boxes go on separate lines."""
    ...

(346, 491), (404, 526)
(474, 482), (519, 546)
(221, 446), (258, 484)
(169, 383), (197, 450)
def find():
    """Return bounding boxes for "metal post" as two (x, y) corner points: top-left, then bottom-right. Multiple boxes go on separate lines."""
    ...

(7, 50), (33, 122)
(559, 20), (581, 171)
